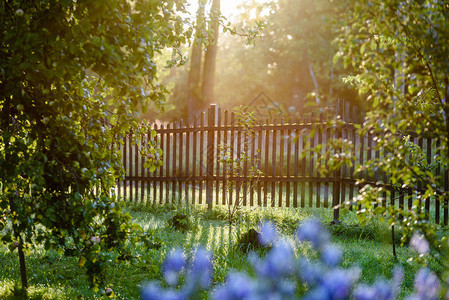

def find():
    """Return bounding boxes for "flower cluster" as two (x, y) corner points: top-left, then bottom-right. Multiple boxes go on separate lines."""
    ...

(141, 248), (213, 300)
(142, 219), (447, 300)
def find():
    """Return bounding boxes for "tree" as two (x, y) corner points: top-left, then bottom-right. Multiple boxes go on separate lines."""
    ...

(333, 0), (449, 271)
(0, 0), (189, 293)
(201, 0), (221, 107)
(187, 0), (207, 118)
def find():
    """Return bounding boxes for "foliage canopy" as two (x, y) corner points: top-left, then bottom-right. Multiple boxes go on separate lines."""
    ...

(0, 0), (189, 291)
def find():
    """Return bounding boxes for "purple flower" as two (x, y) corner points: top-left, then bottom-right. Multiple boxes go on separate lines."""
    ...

(299, 259), (324, 284)
(259, 221), (277, 246)
(321, 269), (359, 300)
(392, 267), (404, 298)
(184, 248), (213, 293)
(354, 280), (393, 300)
(409, 232), (430, 255)
(255, 240), (295, 280)
(354, 285), (377, 300)
(410, 268), (440, 300)
(212, 272), (255, 300)
(304, 287), (331, 300)
(141, 283), (184, 300)
(163, 249), (186, 286)
(321, 245), (342, 267)
(297, 219), (330, 249)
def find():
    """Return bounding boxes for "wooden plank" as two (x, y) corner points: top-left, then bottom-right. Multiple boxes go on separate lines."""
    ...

(146, 124), (151, 204)
(129, 129), (133, 202)
(132, 175), (361, 184)
(271, 119), (277, 207)
(216, 107), (222, 205)
(324, 123), (329, 208)
(206, 105), (216, 209)
(348, 106), (357, 207)
(435, 139), (440, 224)
(117, 135), (122, 200)
(390, 189), (396, 212)
(222, 110), (228, 205)
(444, 169), (448, 225)
(279, 118), (285, 207)
(249, 127), (256, 206)
(286, 122), (292, 208)
(186, 120), (191, 205)
(140, 131), (145, 204)
(237, 126), (242, 206)
(425, 137), (432, 215)
(316, 112), (323, 208)
(172, 121), (178, 202)
(381, 133), (387, 208)
(341, 102), (349, 206)
(257, 120), (263, 206)
(229, 112), (235, 206)
(153, 122), (359, 134)
(264, 119), (269, 207)
(192, 117), (197, 205)
(332, 100), (342, 221)
(358, 111), (365, 211)
(134, 130), (139, 203)
(123, 132), (127, 201)
(199, 113), (205, 205)
(301, 128), (306, 208)
(177, 120), (183, 202)
(417, 136), (424, 214)
(166, 124), (171, 204)
(293, 119), (300, 208)
(159, 124), (164, 204)
(309, 113), (315, 208)
(242, 128), (248, 207)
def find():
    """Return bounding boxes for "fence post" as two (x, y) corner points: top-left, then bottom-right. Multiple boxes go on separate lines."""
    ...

(332, 99), (343, 224)
(206, 104), (216, 209)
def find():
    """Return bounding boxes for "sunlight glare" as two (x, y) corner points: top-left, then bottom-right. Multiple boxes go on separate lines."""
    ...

(186, 0), (265, 20)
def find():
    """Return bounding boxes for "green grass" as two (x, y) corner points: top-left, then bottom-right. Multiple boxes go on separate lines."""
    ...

(0, 202), (445, 299)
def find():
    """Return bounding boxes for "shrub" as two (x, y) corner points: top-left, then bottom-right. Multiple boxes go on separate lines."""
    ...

(168, 213), (191, 232)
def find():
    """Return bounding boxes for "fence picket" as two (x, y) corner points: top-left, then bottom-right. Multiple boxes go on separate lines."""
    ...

(160, 124), (165, 204)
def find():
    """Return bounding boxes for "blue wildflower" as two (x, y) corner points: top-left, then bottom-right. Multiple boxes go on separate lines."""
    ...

(321, 268), (359, 299)
(408, 268), (440, 300)
(255, 240), (295, 280)
(141, 283), (184, 300)
(183, 247), (214, 296)
(321, 244), (342, 267)
(409, 232), (430, 255)
(297, 219), (330, 249)
(304, 287), (331, 300)
(212, 272), (256, 300)
(354, 280), (393, 300)
(259, 221), (277, 246)
(299, 259), (324, 285)
(163, 249), (186, 286)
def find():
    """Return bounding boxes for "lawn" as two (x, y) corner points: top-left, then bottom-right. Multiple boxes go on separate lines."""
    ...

(0, 202), (443, 299)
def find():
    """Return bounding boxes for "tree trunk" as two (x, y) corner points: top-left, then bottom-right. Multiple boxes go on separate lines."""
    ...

(13, 224), (28, 292)
(201, 0), (220, 108)
(187, 0), (207, 120)
(18, 237), (28, 291)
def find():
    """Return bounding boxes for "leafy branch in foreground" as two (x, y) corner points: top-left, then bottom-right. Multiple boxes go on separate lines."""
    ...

(0, 0), (189, 293)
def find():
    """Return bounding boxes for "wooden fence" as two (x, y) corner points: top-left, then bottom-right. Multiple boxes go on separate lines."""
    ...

(117, 100), (448, 225)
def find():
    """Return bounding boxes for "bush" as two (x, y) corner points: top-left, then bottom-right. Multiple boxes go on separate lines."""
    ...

(168, 213), (191, 232)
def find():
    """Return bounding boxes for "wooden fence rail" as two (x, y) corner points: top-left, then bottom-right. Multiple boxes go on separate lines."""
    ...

(117, 100), (448, 225)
